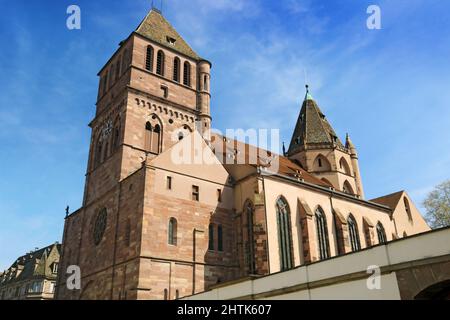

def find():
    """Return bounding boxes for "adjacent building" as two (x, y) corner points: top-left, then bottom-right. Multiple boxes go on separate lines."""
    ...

(0, 243), (60, 300)
(56, 8), (433, 300)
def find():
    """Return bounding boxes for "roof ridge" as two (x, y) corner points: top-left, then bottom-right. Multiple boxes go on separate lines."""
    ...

(135, 9), (200, 60)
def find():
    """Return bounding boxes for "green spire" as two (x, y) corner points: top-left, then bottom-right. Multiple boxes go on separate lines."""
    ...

(305, 84), (313, 101)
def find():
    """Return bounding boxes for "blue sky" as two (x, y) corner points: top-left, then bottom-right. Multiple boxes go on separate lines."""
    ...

(0, 0), (449, 270)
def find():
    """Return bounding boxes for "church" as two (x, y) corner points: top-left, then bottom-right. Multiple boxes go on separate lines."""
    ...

(55, 8), (430, 300)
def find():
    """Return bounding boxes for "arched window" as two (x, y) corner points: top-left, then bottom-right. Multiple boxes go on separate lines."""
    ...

(152, 124), (161, 153)
(403, 231), (408, 238)
(208, 224), (214, 251)
(144, 121), (161, 154)
(343, 180), (355, 195)
(376, 222), (387, 244)
(145, 45), (154, 72)
(173, 57), (180, 82)
(203, 74), (208, 91)
(183, 61), (191, 86)
(313, 155), (331, 171)
(347, 214), (361, 251)
(276, 197), (294, 271)
(403, 197), (413, 222)
(168, 218), (177, 245)
(339, 157), (351, 175)
(156, 50), (165, 76)
(145, 122), (152, 151)
(163, 289), (168, 300)
(315, 207), (330, 260)
(244, 201), (255, 273)
(217, 225), (223, 251)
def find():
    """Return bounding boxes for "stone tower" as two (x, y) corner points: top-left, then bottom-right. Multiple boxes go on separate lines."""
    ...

(56, 9), (237, 301)
(287, 86), (365, 198)
(82, 9), (212, 206)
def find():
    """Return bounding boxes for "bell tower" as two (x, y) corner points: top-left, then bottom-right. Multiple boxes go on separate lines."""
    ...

(83, 9), (213, 205)
(287, 86), (364, 198)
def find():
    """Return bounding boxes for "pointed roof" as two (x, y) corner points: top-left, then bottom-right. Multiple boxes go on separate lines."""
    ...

(288, 86), (344, 155)
(345, 133), (355, 149)
(135, 9), (200, 60)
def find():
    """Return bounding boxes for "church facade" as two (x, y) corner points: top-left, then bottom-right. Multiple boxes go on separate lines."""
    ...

(55, 9), (430, 300)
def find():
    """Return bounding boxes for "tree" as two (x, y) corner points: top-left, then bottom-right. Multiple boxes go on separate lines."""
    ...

(423, 180), (450, 228)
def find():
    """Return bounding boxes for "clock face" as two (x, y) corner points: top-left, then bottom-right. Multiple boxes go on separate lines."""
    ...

(100, 120), (113, 141)
(93, 208), (107, 246)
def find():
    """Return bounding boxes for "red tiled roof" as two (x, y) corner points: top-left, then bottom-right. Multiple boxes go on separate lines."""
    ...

(210, 133), (330, 188)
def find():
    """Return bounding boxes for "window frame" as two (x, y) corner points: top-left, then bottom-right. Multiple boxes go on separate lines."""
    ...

(276, 196), (294, 271)
(145, 45), (154, 72)
(156, 50), (165, 76)
(183, 61), (191, 86)
(192, 185), (199, 201)
(347, 214), (361, 251)
(208, 224), (214, 251)
(168, 218), (177, 246)
(315, 207), (330, 260)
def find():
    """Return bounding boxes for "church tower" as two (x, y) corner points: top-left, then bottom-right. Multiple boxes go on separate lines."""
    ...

(57, 8), (229, 301)
(287, 86), (365, 198)
(83, 8), (212, 205)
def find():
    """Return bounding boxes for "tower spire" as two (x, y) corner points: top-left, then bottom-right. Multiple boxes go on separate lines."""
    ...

(304, 84), (313, 101)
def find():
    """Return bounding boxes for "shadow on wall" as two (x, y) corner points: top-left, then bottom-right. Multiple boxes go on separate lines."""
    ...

(202, 187), (241, 294)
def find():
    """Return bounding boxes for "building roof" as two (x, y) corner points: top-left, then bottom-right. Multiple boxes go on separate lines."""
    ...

(0, 243), (61, 286)
(210, 133), (331, 188)
(135, 9), (200, 60)
(288, 88), (344, 155)
(370, 190), (405, 210)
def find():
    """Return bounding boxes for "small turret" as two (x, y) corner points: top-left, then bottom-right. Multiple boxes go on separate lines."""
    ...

(287, 86), (364, 198)
(197, 60), (212, 141)
(346, 133), (365, 199)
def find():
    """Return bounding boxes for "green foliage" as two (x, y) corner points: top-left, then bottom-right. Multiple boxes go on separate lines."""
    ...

(423, 180), (450, 228)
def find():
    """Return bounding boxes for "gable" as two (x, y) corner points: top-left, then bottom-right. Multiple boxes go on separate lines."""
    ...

(149, 131), (230, 185)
